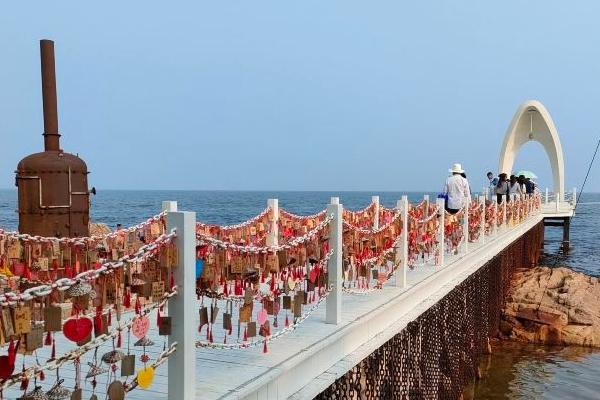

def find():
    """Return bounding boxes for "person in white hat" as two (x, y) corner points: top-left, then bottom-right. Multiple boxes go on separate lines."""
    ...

(443, 163), (471, 214)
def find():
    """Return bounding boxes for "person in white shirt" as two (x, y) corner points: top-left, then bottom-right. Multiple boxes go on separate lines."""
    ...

(444, 163), (471, 214)
(494, 173), (509, 204)
(508, 175), (523, 200)
(487, 171), (498, 198)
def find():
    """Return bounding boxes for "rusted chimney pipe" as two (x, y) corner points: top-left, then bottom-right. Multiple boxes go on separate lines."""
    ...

(40, 39), (61, 151)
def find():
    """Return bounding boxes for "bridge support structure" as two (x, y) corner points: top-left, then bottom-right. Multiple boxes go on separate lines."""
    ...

(314, 221), (544, 399)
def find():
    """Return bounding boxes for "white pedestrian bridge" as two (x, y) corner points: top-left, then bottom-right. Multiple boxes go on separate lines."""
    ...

(3, 101), (576, 400)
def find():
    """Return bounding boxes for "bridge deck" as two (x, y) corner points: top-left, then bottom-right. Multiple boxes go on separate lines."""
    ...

(540, 202), (575, 218)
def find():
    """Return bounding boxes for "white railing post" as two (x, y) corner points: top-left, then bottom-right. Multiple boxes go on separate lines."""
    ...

(162, 201), (178, 212)
(479, 195), (485, 245)
(394, 196), (409, 288)
(462, 198), (470, 254)
(545, 188), (549, 205)
(372, 195), (380, 230)
(503, 198), (507, 229)
(436, 198), (445, 267)
(326, 197), (343, 325)
(161, 201), (177, 314)
(572, 187), (577, 207)
(267, 198), (279, 246)
(492, 201), (498, 236)
(167, 207), (196, 400)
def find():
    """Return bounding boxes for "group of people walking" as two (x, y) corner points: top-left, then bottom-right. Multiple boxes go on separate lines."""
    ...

(487, 171), (536, 204)
(441, 163), (537, 214)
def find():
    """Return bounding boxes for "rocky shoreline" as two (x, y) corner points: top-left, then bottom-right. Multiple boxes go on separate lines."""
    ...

(500, 266), (600, 347)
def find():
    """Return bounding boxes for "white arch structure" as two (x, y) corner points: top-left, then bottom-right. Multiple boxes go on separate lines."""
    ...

(498, 100), (565, 201)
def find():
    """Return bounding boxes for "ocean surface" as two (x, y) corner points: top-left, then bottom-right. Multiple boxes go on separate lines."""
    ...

(1, 189), (599, 399)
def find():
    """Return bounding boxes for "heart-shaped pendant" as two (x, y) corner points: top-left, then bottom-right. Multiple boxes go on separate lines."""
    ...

(63, 317), (93, 342)
(137, 366), (155, 389)
(132, 315), (150, 339)
(257, 308), (267, 325)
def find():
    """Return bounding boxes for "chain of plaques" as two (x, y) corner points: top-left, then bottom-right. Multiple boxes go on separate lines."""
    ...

(0, 214), (179, 398)
(408, 203), (440, 267)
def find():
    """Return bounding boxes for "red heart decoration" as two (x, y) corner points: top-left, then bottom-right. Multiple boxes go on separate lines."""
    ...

(63, 317), (93, 342)
(0, 355), (15, 379)
(132, 315), (150, 339)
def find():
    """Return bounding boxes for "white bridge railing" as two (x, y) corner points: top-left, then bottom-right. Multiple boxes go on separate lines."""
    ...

(161, 190), (548, 399)
(542, 187), (577, 213)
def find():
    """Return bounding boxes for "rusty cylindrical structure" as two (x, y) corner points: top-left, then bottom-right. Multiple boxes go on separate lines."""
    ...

(15, 40), (91, 237)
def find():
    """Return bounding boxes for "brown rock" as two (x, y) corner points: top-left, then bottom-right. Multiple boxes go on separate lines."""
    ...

(89, 222), (111, 236)
(501, 266), (600, 347)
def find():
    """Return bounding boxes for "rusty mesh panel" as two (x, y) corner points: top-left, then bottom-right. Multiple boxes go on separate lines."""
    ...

(316, 222), (544, 400)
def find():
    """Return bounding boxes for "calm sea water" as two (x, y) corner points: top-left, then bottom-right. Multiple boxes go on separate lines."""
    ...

(1, 189), (599, 399)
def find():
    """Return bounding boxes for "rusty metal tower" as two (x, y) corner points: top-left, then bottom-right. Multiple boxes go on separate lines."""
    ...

(15, 40), (91, 237)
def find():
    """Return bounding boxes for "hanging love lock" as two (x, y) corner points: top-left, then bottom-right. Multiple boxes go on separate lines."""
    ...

(107, 381), (125, 400)
(62, 317), (93, 343)
(131, 315), (150, 339)
(137, 366), (155, 389)
(257, 308), (268, 325)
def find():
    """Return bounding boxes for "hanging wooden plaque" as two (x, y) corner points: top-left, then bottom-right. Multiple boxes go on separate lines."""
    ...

(25, 324), (43, 351)
(121, 354), (135, 377)
(1, 308), (15, 338)
(13, 306), (31, 335)
(247, 321), (257, 338)
(239, 304), (252, 323)
(158, 316), (171, 336)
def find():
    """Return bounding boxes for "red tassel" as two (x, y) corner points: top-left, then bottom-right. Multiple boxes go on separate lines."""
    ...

(51, 339), (56, 360)
(263, 339), (268, 354)
(228, 325), (232, 335)
(223, 281), (228, 297)
(243, 326), (248, 342)
(206, 325), (211, 341)
(44, 331), (52, 346)
(157, 309), (161, 328)
(39, 370), (45, 381)
(7, 339), (15, 364)
(23, 265), (32, 280)
(124, 289), (131, 308)
(285, 314), (289, 327)
(135, 297), (141, 315)
(170, 274), (175, 289)
(19, 364), (28, 391)
(198, 322), (203, 333)
(94, 308), (103, 336)
(209, 326), (213, 343)
(107, 308), (112, 326)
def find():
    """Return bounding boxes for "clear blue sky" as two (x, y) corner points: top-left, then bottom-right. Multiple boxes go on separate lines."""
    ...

(1, 1), (598, 192)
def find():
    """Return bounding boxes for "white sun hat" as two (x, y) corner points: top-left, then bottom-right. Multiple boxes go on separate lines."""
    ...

(449, 163), (465, 174)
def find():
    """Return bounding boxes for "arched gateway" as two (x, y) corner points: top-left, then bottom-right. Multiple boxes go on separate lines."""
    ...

(498, 100), (565, 201)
